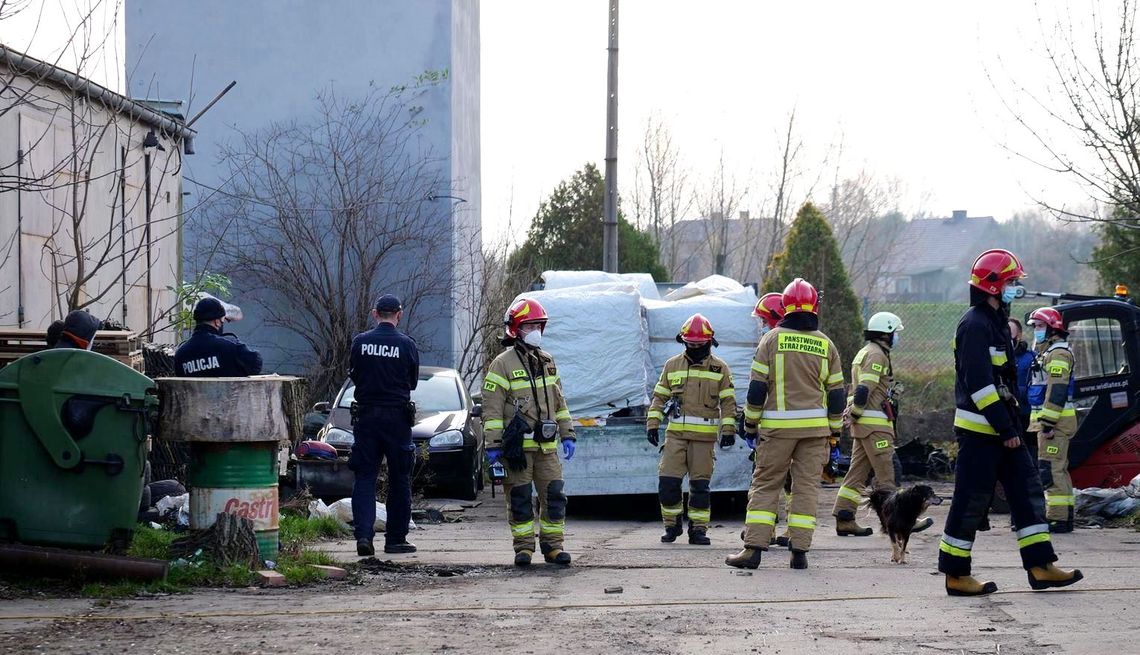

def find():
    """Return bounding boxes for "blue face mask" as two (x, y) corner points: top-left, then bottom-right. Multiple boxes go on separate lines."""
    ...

(891, 332), (900, 348)
(1034, 329), (1047, 344)
(1001, 285), (1019, 304)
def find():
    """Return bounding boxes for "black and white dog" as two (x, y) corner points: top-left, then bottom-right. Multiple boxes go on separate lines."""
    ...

(868, 485), (943, 564)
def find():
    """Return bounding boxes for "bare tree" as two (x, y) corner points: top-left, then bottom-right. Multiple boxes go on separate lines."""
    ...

(994, 0), (1140, 226)
(823, 170), (906, 298)
(0, 0), (189, 334)
(199, 83), (451, 400)
(629, 115), (694, 279)
(691, 151), (749, 278)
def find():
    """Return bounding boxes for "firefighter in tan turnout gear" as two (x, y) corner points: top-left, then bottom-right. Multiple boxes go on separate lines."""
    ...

(1026, 306), (1078, 533)
(646, 314), (737, 545)
(727, 278), (846, 570)
(832, 312), (934, 536)
(482, 298), (576, 567)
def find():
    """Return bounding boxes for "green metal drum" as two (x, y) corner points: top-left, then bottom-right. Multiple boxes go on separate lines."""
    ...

(188, 441), (279, 562)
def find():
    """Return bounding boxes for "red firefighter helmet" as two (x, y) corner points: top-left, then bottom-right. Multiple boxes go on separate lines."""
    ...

(782, 278), (819, 315)
(677, 313), (715, 345)
(753, 292), (786, 328)
(504, 298), (548, 339)
(969, 248), (1026, 295)
(1028, 306), (1065, 331)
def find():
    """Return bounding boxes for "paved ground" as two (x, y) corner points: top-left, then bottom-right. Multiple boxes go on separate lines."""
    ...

(1, 482), (1137, 654)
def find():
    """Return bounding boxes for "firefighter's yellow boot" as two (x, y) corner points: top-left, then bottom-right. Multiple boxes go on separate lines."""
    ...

(725, 547), (763, 569)
(945, 575), (998, 596)
(1028, 563), (1083, 590)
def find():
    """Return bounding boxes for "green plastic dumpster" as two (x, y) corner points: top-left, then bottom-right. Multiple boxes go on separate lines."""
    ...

(0, 349), (156, 550)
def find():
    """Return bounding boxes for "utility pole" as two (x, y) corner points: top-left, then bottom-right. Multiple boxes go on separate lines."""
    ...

(602, 0), (619, 273)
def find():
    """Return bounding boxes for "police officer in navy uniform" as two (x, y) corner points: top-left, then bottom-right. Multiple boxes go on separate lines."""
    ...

(348, 294), (420, 556)
(173, 297), (263, 377)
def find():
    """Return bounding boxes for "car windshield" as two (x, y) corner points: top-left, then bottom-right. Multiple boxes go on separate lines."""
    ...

(336, 373), (464, 412)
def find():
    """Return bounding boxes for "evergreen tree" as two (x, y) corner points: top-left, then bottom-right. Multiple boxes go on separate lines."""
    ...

(509, 163), (669, 281)
(1090, 207), (1140, 293)
(763, 202), (864, 370)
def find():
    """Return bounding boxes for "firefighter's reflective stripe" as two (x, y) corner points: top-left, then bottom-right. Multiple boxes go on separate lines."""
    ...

(484, 419), (504, 431)
(555, 408), (572, 420)
(509, 375), (560, 391)
(953, 408), (999, 436)
(654, 384), (671, 396)
(1046, 494), (1075, 507)
(1031, 404), (1077, 421)
(719, 388), (735, 399)
(855, 409), (893, 427)
(787, 513), (816, 529)
(647, 409), (664, 421)
(1016, 524), (1051, 548)
(759, 408), (829, 430)
(743, 406), (762, 421)
(511, 521), (535, 537)
(667, 417), (721, 434)
(939, 534), (973, 558)
(829, 418), (843, 431)
(775, 354), (787, 410)
(858, 373), (880, 384)
(970, 384), (1000, 410)
(827, 372), (845, 386)
(484, 371), (510, 390)
(522, 438), (558, 453)
(688, 508), (711, 523)
(666, 369), (724, 383)
(988, 346), (1008, 366)
(540, 519), (565, 535)
(720, 416), (736, 426)
(837, 486), (862, 502)
(818, 358), (829, 391)
(752, 360), (770, 375)
(661, 504), (684, 517)
(745, 510), (777, 525)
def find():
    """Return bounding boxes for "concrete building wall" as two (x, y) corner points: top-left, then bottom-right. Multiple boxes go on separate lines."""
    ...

(0, 63), (183, 338)
(126, 0), (480, 373)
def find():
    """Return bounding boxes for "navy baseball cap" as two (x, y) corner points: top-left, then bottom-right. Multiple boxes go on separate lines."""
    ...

(375, 294), (402, 312)
(193, 296), (227, 321)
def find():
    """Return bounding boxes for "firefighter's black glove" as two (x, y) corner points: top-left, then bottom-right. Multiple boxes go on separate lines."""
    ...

(646, 428), (660, 447)
(719, 432), (735, 449)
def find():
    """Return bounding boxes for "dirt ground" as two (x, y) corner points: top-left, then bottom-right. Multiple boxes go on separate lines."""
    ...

(2, 482), (1138, 654)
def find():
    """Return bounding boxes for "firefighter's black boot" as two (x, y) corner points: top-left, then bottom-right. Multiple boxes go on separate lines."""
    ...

(356, 538), (374, 557)
(835, 510), (873, 537)
(725, 547), (763, 569)
(541, 544), (572, 566)
(790, 549), (808, 570)
(1049, 508), (1074, 533)
(514, 550), (533, 567)
(661, 517), (683, 543)
(688, 526), (711, 546)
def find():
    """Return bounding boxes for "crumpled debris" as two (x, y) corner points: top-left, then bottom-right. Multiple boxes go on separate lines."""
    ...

(1075, 473), (1140, 518)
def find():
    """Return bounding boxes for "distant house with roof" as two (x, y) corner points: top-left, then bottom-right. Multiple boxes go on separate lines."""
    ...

(880, 210), (1002, 302)
(659, 212), (772, 284)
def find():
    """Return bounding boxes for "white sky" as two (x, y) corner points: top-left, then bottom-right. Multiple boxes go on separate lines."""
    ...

(481, 0), (1101, 243)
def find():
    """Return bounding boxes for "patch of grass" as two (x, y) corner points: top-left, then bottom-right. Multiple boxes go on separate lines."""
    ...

(895, 369), (956, 415)
(125, 524), (175, 560)
(279, 514), (349, 549)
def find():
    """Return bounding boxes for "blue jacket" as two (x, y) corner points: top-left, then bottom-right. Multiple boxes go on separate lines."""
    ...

(953, 303), (1020, 439)
(173, 324), (263, 377)
(349, 323), (419, 408)
(1012, 342), (1034, 420)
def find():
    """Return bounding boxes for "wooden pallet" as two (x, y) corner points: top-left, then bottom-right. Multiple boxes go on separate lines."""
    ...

(0, 329), (145, 372)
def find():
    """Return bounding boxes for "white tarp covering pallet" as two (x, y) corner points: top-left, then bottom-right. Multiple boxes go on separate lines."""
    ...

(542, 270), (661, 300)
(643, 291), (759, 408)
(511, 282), (649, 418)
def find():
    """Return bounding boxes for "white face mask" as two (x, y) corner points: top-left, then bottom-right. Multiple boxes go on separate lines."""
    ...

(522, 330), (543, 348)
(891, 332), (900, 348)
(758, 323), (771, 337)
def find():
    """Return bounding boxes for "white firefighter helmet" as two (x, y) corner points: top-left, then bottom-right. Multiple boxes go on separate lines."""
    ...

(867, 311), (904, 333)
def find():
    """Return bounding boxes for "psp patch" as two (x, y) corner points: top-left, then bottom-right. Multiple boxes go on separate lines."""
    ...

(511, 369), (527, 379)
(1046, 445), (1060, 455)
(875, 439), (890, 450)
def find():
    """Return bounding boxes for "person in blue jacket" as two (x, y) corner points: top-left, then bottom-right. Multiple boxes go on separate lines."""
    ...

(1009, 318), (1037, 459)
(173, 297), (263, 377)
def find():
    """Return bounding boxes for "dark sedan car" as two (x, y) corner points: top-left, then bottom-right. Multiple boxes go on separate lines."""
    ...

(298, 367), (485, 500)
